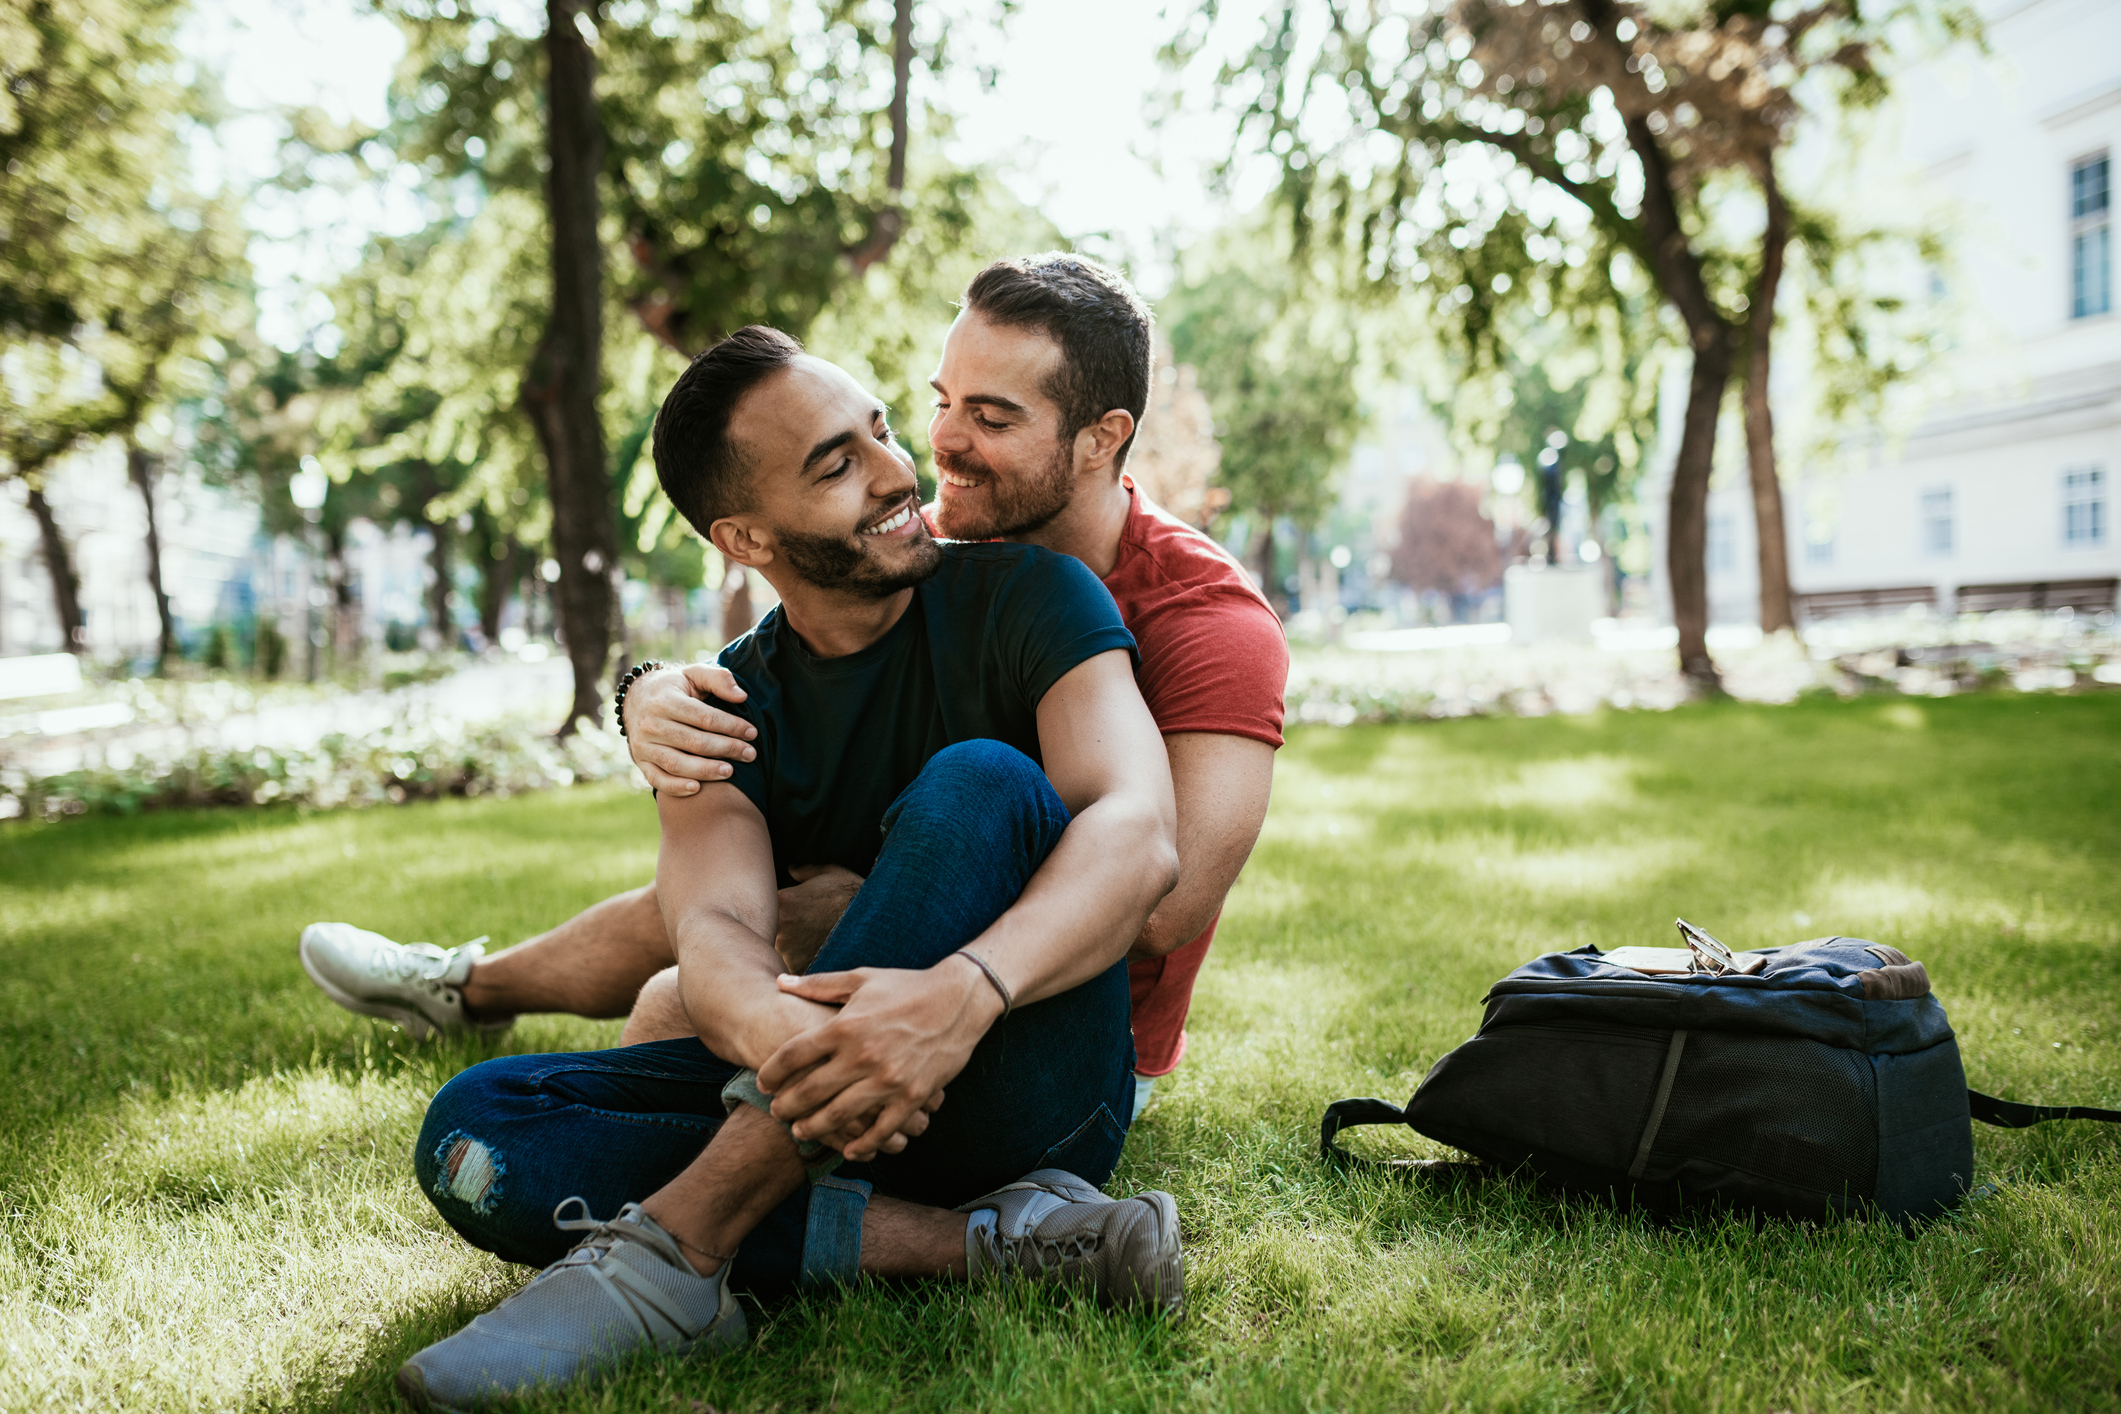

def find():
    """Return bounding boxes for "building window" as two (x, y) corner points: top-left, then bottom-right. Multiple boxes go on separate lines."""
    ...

(2063, 466), (2107, 547)
(2073, 153), (2112, 319)
(1922, 488), (1954, 557)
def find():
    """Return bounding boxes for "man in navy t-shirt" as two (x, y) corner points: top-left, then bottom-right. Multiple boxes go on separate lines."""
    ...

(393, 329), (1185, 1410)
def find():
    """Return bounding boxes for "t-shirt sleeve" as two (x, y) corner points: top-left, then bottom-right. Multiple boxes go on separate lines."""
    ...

(712, 643), (773, 823)
(1133, 585), (1288, 747)
(995, 549), (1139, 707)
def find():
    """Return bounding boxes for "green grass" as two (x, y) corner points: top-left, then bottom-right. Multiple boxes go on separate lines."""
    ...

(2, 692), (2117, 1412)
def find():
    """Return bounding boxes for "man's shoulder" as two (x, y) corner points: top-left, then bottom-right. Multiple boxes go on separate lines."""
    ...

(1112, 491), (1279, 622)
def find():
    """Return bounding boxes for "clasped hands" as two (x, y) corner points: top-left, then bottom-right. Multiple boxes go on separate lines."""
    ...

(628, 666), (1007, 1166)
(757, 949), (1005, 1164)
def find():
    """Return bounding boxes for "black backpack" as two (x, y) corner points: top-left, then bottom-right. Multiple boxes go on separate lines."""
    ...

(1321, 937), (2119, 1223)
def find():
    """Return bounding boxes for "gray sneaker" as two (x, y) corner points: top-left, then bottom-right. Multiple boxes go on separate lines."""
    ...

(299, 922), (509, 1040)
(397, 1200), (746, 1412)
(957, 1168), (1185, 1314)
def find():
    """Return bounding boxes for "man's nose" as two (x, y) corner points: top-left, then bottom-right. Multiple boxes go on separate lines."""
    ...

(928, 403), (969, 452)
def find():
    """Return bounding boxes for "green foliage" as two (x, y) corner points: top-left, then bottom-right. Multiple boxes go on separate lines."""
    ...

(1, 694), (2116, 1408)
(1178, 0), (1977, 467)
(1161, 219), (1366, 546)
(0, 0), (252, 482)
(3, 713), (634, 820)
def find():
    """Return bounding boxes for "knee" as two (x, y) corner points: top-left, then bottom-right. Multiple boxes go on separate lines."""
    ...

(413, 1062), (524, 1228)
(619, 966), (690, 1045)
(892, 741), (1062, 833)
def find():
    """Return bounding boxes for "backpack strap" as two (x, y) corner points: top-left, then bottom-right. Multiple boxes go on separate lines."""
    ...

(1320, 1097), (1410, 1161)
(1968, 1089), (2121, 1128)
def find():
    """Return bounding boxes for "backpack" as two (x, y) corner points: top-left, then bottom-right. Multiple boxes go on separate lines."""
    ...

(1320, 936), (2119, 1223)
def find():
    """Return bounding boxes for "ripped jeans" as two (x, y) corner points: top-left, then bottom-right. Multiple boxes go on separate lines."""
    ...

(412, 740), (1137, 1300)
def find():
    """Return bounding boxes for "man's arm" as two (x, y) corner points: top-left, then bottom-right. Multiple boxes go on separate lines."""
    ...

(761, 649), (1178, 1156)
(1130, 732), (1276, 960)
(653, 783), (836, 1070)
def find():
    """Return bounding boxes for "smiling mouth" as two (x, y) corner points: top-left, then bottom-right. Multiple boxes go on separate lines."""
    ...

(938, 469), (984, 489)
(860, 500), (918, 536)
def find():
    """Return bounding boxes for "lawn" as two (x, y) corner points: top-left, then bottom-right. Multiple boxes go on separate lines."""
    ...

(2, 692), (2116, 1413)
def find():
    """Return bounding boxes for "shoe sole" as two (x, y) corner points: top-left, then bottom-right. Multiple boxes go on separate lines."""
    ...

(300, 933), (443, 1040)
(395, 1362), (461, 1414)
(394, 1302), (749, 1412)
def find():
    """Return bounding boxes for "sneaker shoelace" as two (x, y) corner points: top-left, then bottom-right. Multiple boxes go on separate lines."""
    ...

(371, 936), (486, 986)
(991, 1225), (1104, 1277)
(539, 1199), (704, 1342)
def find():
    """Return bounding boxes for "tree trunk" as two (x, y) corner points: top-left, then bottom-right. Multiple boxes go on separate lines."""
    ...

(126, 441), (179, 670)
(525, 0), (618, 736)
(324, 524), (359, 675)
(26, 484), (85, 654)
(425, 506), (456, 651)
(1625, 114), (1731, 690)
(1665, 337), (1734, 688)
(474, 516), (515, 647)
(1745, 163), (1796, 636)
(846, 0), (914, 274)
(1252, 516), (1285, 619)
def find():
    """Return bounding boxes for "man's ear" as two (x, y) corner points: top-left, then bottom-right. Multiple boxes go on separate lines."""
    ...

(711, 516), (774, 569)
(1075, 408), (1137, 478)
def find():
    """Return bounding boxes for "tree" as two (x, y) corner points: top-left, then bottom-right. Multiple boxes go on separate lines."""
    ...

(357, 0), (949, 730)
(1185, 0), (1963, 683)
(1160, 224), (1367, 614)
(0, 0), (235, 657)
(1127, 337), (1225, 528)
(1394, 477), (1506, 611)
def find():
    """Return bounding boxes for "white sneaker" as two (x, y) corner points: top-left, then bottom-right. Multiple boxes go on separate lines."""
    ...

(298, 922), (510, 1040)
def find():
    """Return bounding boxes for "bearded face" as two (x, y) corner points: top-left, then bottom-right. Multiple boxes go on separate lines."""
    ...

(931, 436), (1076, 541)
(777, 495), (943, 599)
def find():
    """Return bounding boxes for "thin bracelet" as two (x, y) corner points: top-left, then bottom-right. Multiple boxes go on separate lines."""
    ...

(613, 660), (666, 737)
(670, 1229), (735, 1265)
(955, 948), (1013, 1021)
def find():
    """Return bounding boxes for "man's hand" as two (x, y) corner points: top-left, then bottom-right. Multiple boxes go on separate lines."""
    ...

(759, 959), (1001, 1163)
(775, 865), (864, 975)
(624, 663), (758, 795)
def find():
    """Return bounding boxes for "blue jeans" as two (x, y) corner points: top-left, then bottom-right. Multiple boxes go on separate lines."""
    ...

(413, 741), (1137, 1299)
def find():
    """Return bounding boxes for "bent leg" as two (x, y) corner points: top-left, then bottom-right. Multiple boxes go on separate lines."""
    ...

(618, 966), (693, 1045)
(414, 1037), (812, 1298)
(460, 882), (673, 1020)
(812, 740), (1136, 1213)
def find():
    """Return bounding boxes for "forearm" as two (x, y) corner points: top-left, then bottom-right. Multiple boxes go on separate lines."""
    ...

(1127, 733), (1275, 961)
(664, 909), (806, 1070)
(961, 794), (1178, 1008)
(653, 788), (825, 1070)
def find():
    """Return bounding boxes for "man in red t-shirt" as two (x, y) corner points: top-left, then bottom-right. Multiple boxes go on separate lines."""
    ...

(298, 254), (1285, 1291)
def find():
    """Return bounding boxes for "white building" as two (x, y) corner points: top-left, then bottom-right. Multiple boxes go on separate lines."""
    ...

(0, 443), (442, 665)
(1658, 0), (2119, 626)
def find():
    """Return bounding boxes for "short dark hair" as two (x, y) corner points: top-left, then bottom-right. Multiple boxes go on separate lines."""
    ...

(962, 254), (1154, 468)
(652, 325), (803, 536)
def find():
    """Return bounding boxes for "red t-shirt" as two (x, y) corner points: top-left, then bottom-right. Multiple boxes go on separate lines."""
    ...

(1100, 479), (1287, 1075)
(923, 482), (1288, 1075)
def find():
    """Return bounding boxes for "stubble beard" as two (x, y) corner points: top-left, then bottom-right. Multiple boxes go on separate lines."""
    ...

(778, 520), (943, 599)
(933, 439), (1075, 541)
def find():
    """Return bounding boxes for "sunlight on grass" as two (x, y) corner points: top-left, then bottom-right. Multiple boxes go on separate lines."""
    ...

(1, 694), (2116, 1412)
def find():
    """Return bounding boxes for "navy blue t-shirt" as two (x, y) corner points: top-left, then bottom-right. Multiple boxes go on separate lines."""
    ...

(713, 543), (1137, 883)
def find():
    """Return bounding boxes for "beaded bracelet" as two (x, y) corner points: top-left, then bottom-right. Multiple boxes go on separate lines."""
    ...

(613, 660), (666, 738)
